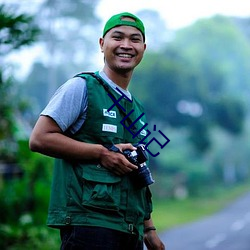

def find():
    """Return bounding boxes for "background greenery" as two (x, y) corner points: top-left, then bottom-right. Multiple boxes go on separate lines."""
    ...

(1, 1), (250, 249)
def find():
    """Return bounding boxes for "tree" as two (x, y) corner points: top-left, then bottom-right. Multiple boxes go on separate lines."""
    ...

(136, 9), (171, 51)
(0, 4), (39, 56)
(0, 3), (39, 161)
(129, 15), (250, 195)
(132, 15), (249, 153)
(35, 0), (101, 99)
(19, 0), (102, 113)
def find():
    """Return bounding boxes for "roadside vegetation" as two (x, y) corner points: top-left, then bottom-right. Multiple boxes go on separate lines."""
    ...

(153, 183), (250, 231)
(1, 1), (250, 249)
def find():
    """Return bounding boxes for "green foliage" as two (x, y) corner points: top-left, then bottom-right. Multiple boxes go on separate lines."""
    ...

(211, 96), (245, 134)
(152, 183), (250, 231)
(41, 0), (100, 21)
(19, 0), (102, 112)
(0, 140), (53, 224)
(0, 75), (18, 161)
(37, 0), (101, 73)
(0, 224), (60, 250)
(0, 75), (15, 140)
(1, 5), (250, 248)
(19, 62), (70, 115)
(132, 15), (249, 153)
(0, 140), (57, 249)
(0, 3), (40, 161)
(188, 119), (211, 153)
(0, 4), (40, 55)
(174, 15), (250, 98)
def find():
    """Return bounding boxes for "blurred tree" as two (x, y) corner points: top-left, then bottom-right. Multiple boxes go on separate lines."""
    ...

(130, 15), (250, 195)
(18, 0), (102, 115)
(0, 3), (39, 161)
(233, 17), (250, 43)
(0, 4), (39, 56)
(19, 62), (69, 115)
(171, 15), (250, 146)
(211, 96), (245, 134)
(174, 15), (250, 101)
(35, 0), (101, 99)
(132, 15), (249, 153)
(0, 73), (17, 161)
(136, 9), (171, 51)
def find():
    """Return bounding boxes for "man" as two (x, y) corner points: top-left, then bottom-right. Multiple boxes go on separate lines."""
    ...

(29, 12), (165, 250)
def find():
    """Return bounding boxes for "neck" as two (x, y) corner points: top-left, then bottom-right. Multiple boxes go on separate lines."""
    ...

(103, 66), (133, 90)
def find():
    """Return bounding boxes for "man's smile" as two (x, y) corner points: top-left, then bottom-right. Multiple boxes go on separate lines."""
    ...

(117, 53), (133, 58)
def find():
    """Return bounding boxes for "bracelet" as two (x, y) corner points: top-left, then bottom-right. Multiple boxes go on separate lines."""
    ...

(144, 226), (156, 233)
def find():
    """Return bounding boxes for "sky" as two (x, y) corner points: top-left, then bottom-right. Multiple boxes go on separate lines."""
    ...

(2, 0), (250, 79)
(97, 0), (250, 29)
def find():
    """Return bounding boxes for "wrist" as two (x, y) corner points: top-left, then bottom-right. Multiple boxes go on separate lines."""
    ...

(144, 226), (156, 233)
(98, 144), (109, 160)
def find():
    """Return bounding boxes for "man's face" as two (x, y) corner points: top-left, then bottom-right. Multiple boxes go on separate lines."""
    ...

(100, 22), (146, 74)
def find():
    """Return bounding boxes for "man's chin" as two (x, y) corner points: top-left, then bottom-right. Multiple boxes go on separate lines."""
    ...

(116, 67), (133, 74)
(116, 64), (135, 73)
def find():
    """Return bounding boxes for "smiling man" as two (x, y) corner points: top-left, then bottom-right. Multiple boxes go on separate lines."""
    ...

(29, 12), (165, 250)
(100, 13), (146, 81)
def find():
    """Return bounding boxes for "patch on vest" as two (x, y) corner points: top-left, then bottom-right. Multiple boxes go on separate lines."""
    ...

(103, 109), (116, 118)
(139, 119), (147, 136)
(102, 124), (117, 133)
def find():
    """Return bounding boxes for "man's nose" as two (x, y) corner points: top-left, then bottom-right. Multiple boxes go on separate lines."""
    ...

(120, 39), (132, 49)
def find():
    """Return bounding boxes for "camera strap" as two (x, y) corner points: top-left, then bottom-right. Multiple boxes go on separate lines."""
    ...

(103, 144), (122, 153)
(74, 72), (138, 134)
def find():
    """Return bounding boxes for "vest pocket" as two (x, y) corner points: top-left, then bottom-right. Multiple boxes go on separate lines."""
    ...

(81, 164), (122, 211)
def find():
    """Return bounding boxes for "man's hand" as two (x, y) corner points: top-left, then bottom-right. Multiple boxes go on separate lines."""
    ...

(99, 143), (138, 175)
(144, 230), (165, 250)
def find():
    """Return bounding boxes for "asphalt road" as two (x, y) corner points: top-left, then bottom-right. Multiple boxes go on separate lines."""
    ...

(159, 191), (250, 250)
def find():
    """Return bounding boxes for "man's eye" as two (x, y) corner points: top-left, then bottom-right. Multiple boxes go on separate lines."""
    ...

(113, 36), (122, 40)
(131, 38), (141, 43)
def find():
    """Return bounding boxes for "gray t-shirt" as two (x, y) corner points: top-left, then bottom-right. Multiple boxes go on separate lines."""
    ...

(41, 70), (131, 134)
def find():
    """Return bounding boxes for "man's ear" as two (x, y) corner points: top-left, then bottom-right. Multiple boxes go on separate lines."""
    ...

(99, 37), (104, 52)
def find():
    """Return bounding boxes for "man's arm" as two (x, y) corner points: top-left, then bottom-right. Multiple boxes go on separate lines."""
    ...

(144, 218), (165, 249)
(29, 115), (137, 175)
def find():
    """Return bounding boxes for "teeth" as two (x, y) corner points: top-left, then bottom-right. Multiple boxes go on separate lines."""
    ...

(118, 54), (132, 58)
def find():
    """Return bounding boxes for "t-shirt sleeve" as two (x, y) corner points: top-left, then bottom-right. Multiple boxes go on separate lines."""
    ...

(41, 77), (87, 133)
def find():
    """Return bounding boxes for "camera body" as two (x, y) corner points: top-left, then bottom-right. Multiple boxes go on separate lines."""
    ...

(123, 144), (154, 188)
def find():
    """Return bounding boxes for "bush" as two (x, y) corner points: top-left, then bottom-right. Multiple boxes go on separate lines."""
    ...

(0, 140), (58, 249)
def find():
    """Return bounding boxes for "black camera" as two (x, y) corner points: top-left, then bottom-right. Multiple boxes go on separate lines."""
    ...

(123, 144), (154, 188)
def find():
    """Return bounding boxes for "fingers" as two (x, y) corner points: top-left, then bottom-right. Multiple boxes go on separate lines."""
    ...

(115, 143), (137, 152)
(108, 162), (135, 176)
(109, 153), (138, 174)
(144, 231), (166, 250)
(100, 145), (138, 175)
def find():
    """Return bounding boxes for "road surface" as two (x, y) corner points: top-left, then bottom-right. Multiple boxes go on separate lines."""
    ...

(159, 192), (250, 250)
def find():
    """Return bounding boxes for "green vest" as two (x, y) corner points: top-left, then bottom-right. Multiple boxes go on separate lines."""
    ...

(47, 73), (152, 239)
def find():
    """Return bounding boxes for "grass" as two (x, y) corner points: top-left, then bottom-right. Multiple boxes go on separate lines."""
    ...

(2, 183), (250, 249)
(151, 183), (250, 232)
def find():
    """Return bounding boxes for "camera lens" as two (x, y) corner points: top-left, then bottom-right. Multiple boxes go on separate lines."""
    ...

(136, 164), (155, 188)
(123, 145), (154, 188)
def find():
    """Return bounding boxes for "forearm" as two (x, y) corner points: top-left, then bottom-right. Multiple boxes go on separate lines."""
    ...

(144, 218), (155, 231)
(30, 131), (105, 160)
(29, 115), (106, 161)
(144, 217), (165, 249)
(29, 115), (138, 175)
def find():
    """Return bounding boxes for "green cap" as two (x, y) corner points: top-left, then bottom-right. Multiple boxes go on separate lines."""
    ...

(103, 12), (145, 41)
